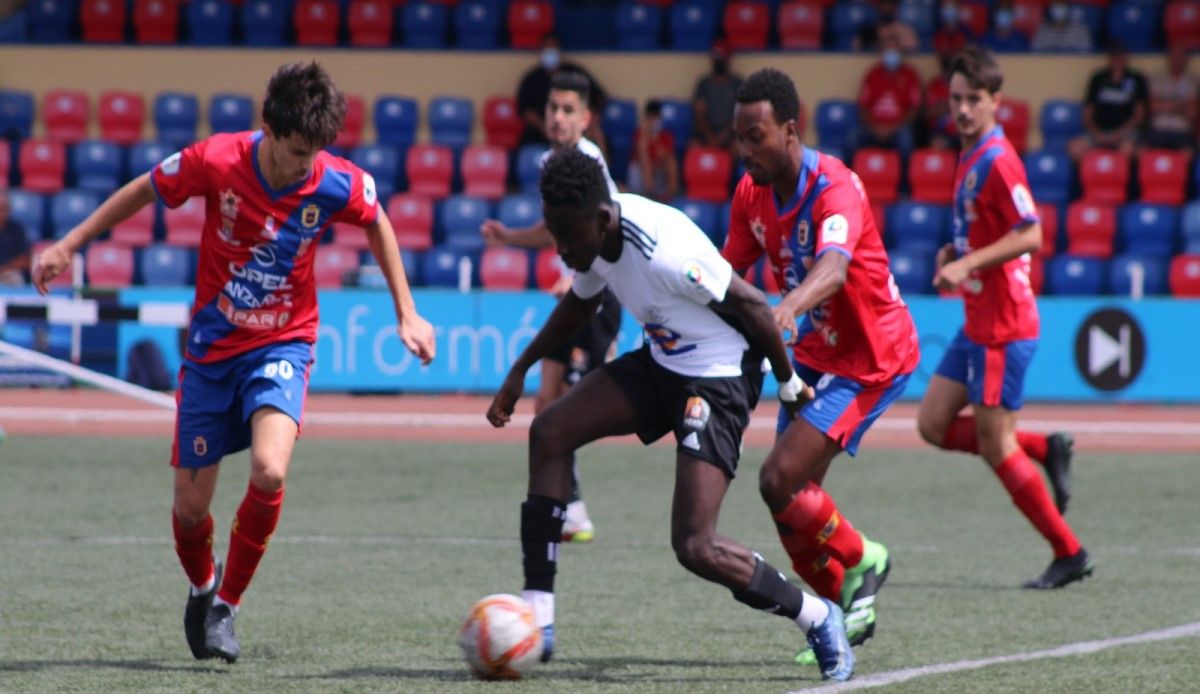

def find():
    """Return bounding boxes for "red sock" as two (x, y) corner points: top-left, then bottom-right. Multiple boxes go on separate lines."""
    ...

(772, 482), (864, 569)
(217, 483), (285, 606)
(172, 512), (215, 588)
(785, 545), (846, 601)
(1017, 431), (1048, 463)
(994, 451), (1081, 558)
(943, 415), (1051, 465)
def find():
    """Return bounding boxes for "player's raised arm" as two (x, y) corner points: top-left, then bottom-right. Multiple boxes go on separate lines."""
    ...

(772, 250), (849, 340)
(363, 212), (436, 364)
(32, 173), (156, 294)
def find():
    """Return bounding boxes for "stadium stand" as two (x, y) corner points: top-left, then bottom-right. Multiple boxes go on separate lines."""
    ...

(403, 2), (450, 49)
(1138, 150), (1191, 206)
(98, 91), (146, 145)
(72, 140), (123, 194)
(482, 96), (522, 151)
(313, 244), (361, 288)
(351, 144), (402, 202)
(480, 246), (531, 289)
(778, 1), (824, 50)
(81, 0), (127, 43)
(209, 94), (255, 134)
(133, 0), (181, 45)
(1079, 150), (1130, 205)
(508, 0), (554, 49)
(293, 0), (340, 47)
(457, 0), (503, 49)
(347, 0), (393, 47)
(139, 243), (194, 285)
(387, 193), (436, 251)
(406, 144), (454, 200)
(907, 148), (956, 205)
(163, 195), (205, 247)
(853, 148), (901, 204)
(187, 0), (235, 46)
(461, 145), (509, 200)
(20, 139), (67, 194)
(615, 1), (663, 50)
(1065, 202), (1117, 258)
(85, 241), (136, 287)
(42, 89), (89, 145)
(1045, 254), (1106, 295)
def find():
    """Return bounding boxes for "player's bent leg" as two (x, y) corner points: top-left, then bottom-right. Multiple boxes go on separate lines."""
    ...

(173, 465), (221, 660)
(916, 375), (970, 449)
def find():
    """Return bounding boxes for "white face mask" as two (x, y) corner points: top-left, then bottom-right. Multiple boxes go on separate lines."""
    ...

(1049, 3), (1069, 23)
(882, 48), (902, 71)
(540, 48), (560, 70)
(941, 5), (958, 24)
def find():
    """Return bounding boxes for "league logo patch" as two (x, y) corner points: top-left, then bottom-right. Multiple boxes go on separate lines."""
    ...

(750, 217), (767, 248)
(193, 436), (208, 457)
(820, 214), (849, 245)
(964, 169), (978, 192)
(301, 204), (321, 229)
(682, 396), (711, 430)
(682, 260), (704, 286)
(160, 152), (182, 176)
(1011, 183), (1036, 218)
(363, 173), (378, 207)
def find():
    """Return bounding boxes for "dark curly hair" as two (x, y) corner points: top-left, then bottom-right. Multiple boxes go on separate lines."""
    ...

(261, 62), (346, 147)
(950, 44), (1004, 94)
(550, 70), (591, 105)
(539, 148), (612, 211)
(736, 68), (801, 124)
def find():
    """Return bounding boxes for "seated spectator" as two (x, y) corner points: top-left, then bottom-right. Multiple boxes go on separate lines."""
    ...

(932, 2), (970, 58)
(1069, 41), (1148, 161)
(984, 1), (1030, 53)
(0, 190), (30, 286)
(922, 51), (956, 150)
(692, 40), (742, 154)
(864, 0), (920, 54)
(516, 33), (609, 152)
(1145, 44), (1197, 152)
(627, 100), (678, 202)
(857, 39), (923, 155)
(1031, 1), (1092, 54)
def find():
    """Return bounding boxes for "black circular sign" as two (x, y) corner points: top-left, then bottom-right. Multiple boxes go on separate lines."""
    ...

(1073, 308), (1146, 392)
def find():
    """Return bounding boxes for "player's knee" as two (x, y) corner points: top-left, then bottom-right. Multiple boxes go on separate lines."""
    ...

(529, 411), (571, 460)
(672, 532), (716, 574)
(173, 497), (210, 526)
(249, 457), (288, 491)
(758, 459), (793, 512)
(916, 416), (946, 447)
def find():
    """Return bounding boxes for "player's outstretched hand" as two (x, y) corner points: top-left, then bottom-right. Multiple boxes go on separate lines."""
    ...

(771, 301), (799, 345)
(486, 372), (523, 428)
(32, 241), (71, 295)
(398, 313), (437, 365)
(480, 219), (509, 246)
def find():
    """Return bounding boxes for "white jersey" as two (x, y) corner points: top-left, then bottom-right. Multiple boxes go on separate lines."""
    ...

(539, 137), (619, 197)
(572, 194), (750, 378)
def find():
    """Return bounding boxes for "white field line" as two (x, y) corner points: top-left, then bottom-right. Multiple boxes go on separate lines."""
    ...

(799, 620), (1200, 693)
(2, 406), (1200, 436)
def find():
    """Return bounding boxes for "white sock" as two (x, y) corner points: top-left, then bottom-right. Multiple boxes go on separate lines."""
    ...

(522, 589), (554, 628)
(212, 596), (239, 615)
(190, 573), (216, 596)
(795, 593), (830, 632)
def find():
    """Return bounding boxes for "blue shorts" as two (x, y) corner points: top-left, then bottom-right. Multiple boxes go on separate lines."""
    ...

(172, 341), (314, 469)
(776, 362), (910, 456)
(934, 329), (1037, 411)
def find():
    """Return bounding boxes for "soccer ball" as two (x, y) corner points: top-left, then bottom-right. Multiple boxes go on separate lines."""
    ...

(457, 593), (544, 680)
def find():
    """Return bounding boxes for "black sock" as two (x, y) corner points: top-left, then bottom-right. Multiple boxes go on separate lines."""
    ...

(568, 455), (582, 503)
(731, 553), (805, 619)
(521, 495), (565, 592)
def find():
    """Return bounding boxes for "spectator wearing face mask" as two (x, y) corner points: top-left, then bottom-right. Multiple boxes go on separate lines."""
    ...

(627, 100), (679, 202)
(857, 39), (923, 156)
(1031, 1), (1093, 53)
(1068, 40), (1148, 161)
(517, 34), (609, 148)
(692, 40), (743, 154)
(984, 1), (1030, 53)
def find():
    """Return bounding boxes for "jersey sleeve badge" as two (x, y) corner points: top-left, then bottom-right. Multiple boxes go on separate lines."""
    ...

(820, 214), (849, 245)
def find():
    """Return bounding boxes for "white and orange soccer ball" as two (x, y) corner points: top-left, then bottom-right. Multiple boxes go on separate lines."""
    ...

(457, 593), (544, 680)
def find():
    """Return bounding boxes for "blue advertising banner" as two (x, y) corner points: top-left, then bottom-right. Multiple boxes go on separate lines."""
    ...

(113, 289), (1200, 403)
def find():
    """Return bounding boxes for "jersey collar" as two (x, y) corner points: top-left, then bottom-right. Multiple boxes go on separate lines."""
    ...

(775, 145), (821, 217)
(250, 130), (313, 201)
(960, 125), (1005, 164)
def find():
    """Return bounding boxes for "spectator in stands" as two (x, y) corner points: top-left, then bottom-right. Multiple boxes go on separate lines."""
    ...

(984, 1), (1030, 53)
(1031, 1), (1093, 54)
(0, 190), (30, 286)
(933, 2), (970, 58)
(627, 100), (678, 202)
(856, 37), (923, 156)
(517, 34), (608, 152)
(692, 40), (743, 155)
(1145, 44), (1197, 152)
(862, 0), (920, 53)
(1069, 41), (1149, 161)
(923, 50), (956, 150)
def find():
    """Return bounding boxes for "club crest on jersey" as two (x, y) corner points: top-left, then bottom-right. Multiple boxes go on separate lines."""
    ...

(682, 260), (704, 286)
(301, 204), (321, 229)
(193, 436), (208, 457)
(796, 219), (810, 247)
(220, 188), (241, 220)
(219, 220), (238, 245)
(682, 396), (711, 430)
(964, 169), (978, 192)
(750, 216), (767, 248)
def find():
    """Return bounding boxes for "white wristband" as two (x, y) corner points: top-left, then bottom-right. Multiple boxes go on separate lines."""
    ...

(778, 372), (808, 403)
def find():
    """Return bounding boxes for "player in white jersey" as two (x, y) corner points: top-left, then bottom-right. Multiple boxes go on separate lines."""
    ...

(480, 70), (619, 542)
(485, 148), (854, 682)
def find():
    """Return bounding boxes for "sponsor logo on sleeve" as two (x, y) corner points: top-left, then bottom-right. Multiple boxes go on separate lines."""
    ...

(820, 214), (849, 245)
(1011, 183), (1036, 218)
(160, 152), (182, 176)
(363, 173), (377, 207)
(682, 259), (704, 286)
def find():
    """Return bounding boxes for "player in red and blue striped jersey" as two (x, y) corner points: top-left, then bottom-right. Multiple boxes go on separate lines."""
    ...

(915, 45), (1092, 589)
(33, 62), (436, 662)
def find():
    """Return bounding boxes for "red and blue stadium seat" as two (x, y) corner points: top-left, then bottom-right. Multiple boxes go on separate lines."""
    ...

(1028, 255), (1045, 295)
(907, 148), (956, 204)
(615, 1), (662, 50)
(19, 139), (67, 194)
(658, 99), (693, 159)
(51, 189), (101, 239)
(99, 90), (146, 145)
(852, 148), (901, 205)
(1036, 202), (1060, 257)
(461, 145), (508, 200)
(889, 246), (935, 296)
(1119, 203), (1179, 257)
(403, 2), (450, 48)
(886, 201), (950, 251)
(815, 100), (857, 154)
(387, 193), (435, 250)
(1168, 254), (1200, 296)
(0, 140), (8, 184)
(898, 0), (935, 49)
(723, 0), (770, 51)
(534, 246), (568, 291)
(1079, 150), (1129, 205)
(8, 189), (46, 242)
(456, 0), (502, 49)
(314, 244), (361, 288)
(374, 96), (419, 149)
(43, 89), (90, 145)
(422, 245), (479, 288)
(995, 98), (1030, 154)
(669, 0), (719, 50)
(294, 0), (340, 47)
(1039, 100), (1083, 152)
(242, 0), (289, 46)
(1025, 149), (1072, 205)
(508, 0), (554, 49)
(347, 0), (392, 47)
(440, 195), (491, 251)
(829, 1), (876, 50)
(331, 94), (365, 152)
(515, 143), (549, 194)
(1107, 0), (1160, 52)
(0, 89), (35, 140)
(406, 144), (454, 199)
(209, 93), (254, 134)
(778, 1), (824, 50)
(134, 0), (180, 44)
(672, 197), (723, 247)
(1012, 0), (1043, 39)
(85, 241), (136, 287)
(128, 140), (172, 177)
(428, 96), (474, 152)
(187, 0), (235, 46)
(1165, 0), (1200, 51)
(72, 140), (123, 194)
(1045, 255), (1106, 295)
(110, 204), (157, 247)
(1108, 252), (1169, 296)
(1137, 149), (1190, 206)
(497, 193), (541, 230)
(483, 96), (522, 151)
(81, 0), (127, 43)
(481, 246), (531, 289)
(350, 144), (401, 202)
(154, 92), (199, 150)
(1065, 202), (1116, 258)
(683, 145), (732, 204)
(602, 99), (637, 182)
(139, 243), (194, 285)
(1182, 200), (1200, 253)
(29, 0), (73, 42)
(164, 196), (205, 247)
(954, 0), (990, 39)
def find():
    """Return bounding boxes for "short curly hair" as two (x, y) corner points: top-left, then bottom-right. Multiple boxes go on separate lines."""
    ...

(539, 148), (612, 211)
(262, 62), (346, 147)
(736, 68), (801, 124)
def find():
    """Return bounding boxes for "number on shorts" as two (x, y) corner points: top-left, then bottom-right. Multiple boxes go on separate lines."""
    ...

(264, 359), (294, 380)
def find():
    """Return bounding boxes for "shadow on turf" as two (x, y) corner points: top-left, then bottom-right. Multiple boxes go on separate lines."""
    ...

(0, 659), (230, 674)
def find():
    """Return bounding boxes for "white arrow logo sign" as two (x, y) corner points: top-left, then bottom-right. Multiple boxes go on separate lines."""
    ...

(1088, 323), (1130, 377)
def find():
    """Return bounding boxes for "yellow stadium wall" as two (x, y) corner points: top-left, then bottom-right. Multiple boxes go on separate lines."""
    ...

(0, 46), (1182, 149)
